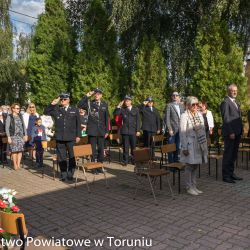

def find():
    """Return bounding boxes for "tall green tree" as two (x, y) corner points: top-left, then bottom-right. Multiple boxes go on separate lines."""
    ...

(14, 33), (32, 105)
(0, 0), (14, 104)
(190, 15), (247, 123)
(72, 0), (123, 109)
(131, 36), (168, 112)
(28, 0), (73, 110)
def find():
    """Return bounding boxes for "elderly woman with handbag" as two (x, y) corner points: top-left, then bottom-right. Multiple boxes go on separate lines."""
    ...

(180, 96), (208, 195)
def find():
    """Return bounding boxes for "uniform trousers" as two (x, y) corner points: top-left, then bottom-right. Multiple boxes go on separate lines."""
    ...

(56, 140), (76, 178)
(143, 130), (156, 158)
(88, 136), (105, 162)
(122, 134), (136, 164)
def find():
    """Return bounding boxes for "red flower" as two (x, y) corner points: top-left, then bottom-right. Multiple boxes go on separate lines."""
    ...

(0, 200), (7, 209)
(11, 206), (20, 213)
(0, 228), (5, 233)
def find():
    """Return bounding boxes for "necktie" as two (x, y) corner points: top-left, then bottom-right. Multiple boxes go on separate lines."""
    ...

(232, 99), (238, 109)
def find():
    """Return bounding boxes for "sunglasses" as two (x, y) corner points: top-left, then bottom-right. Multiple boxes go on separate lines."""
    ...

(60, 98), (68, 101)
(191, 103), (199, 107)
(29, 106), (35, 108)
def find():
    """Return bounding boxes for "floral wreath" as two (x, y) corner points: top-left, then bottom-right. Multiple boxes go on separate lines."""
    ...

(0, 187), (21, 240)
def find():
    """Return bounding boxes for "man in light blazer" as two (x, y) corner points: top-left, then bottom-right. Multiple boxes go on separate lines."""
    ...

(164, 92), (185, 163)
(220, 84), (243, 183)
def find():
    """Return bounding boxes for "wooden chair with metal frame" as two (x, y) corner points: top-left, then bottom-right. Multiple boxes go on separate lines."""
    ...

(207, 138), (223, 180)
(133, 147), (174, 205)
(152, 134), (165, 158)
(152, 134), (165, 149)
(0, 211), (28, 250)
(41, 140), (59, 179)
(73, 144), (108, 192)
(216, 128), (224, 154)
(76, 136), (88, 145)
(108, 133), (122, 163)
(111, 125), (118, 134)
(160, 144), (186, 194)
(23, 136), (35, 167)
(237, 136), (250, 169)
(1, 137), (11, 168)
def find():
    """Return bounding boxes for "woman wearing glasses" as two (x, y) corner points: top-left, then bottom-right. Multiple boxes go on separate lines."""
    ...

(5, 103), (28, 170)
(180, 96), (208, 195)
(23, 103), (39, 157)
(23, 103), (39, 136)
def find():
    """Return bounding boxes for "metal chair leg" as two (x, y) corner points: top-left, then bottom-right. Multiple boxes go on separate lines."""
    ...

(173, 170), (175, 186)
(216, 159), (218, 180)
(147, 174), (158, 205)
(178, 170), (181, 194)
(83, 167), (90, 193)
(166, 175), (174, 199)
(133, 175), (141, 200)
(108, 147), (111, 164)
(74, 166), (79, 188)
(208, 157), (211, 175)
(247, 152), (249, 170)
(53, 161), (56, 180)
(198, 164), (201, 178)
(102, 167), (109, 188)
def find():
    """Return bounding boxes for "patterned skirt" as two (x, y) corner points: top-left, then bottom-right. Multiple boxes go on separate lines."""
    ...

(10, 135), (25, 153)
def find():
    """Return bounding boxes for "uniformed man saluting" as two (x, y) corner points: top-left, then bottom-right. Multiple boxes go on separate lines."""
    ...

(44, 93), (81, 181)
(139, 97), (161, 158)
(114, 95), (140, 166)
(78, 88), (109, 166)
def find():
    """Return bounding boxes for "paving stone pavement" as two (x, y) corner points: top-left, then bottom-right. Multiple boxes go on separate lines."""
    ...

(1, 153), (250, 250)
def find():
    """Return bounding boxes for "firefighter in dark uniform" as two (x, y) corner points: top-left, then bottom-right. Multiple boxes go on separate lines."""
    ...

(78, 88), (109, 166)
(139, 97), (161, 157)
(113, 95), (140, 166)
(44, 93), (81, 181)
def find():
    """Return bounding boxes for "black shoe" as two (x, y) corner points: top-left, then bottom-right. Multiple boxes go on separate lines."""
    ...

(97, 168), (104, 173)
(223, 178), (236, 184)
(122, 162), (128, 166)
(67, 176), (74, 181)
(60, 178), (66, 182)
(231, 174), (243, 181)
(36, 163), (42, 168)
(91, 169), (98, 175)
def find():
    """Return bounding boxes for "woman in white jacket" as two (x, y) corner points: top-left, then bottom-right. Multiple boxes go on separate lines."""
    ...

(180, 96), (208, 196)
(199, 101), (214, 137)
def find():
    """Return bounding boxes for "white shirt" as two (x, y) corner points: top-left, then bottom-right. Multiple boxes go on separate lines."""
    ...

(173, 102), (181, 117)
(228, 96), (238, 109)
(64, 105), (69, 111)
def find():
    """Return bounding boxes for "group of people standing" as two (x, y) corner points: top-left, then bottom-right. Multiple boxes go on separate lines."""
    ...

(0, 103), (54, 170)
(0, 83), (244, 196)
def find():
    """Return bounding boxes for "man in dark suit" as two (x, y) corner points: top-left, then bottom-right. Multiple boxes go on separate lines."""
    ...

(220, 84), (243, 183)
(0, 109), (7, 163)
(114, 95), (140, 166)
(139, 97), (161, 157)
(78, 88), (109, 166)
(44, 93), (81, 181)
(164, 92), (185, 163)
